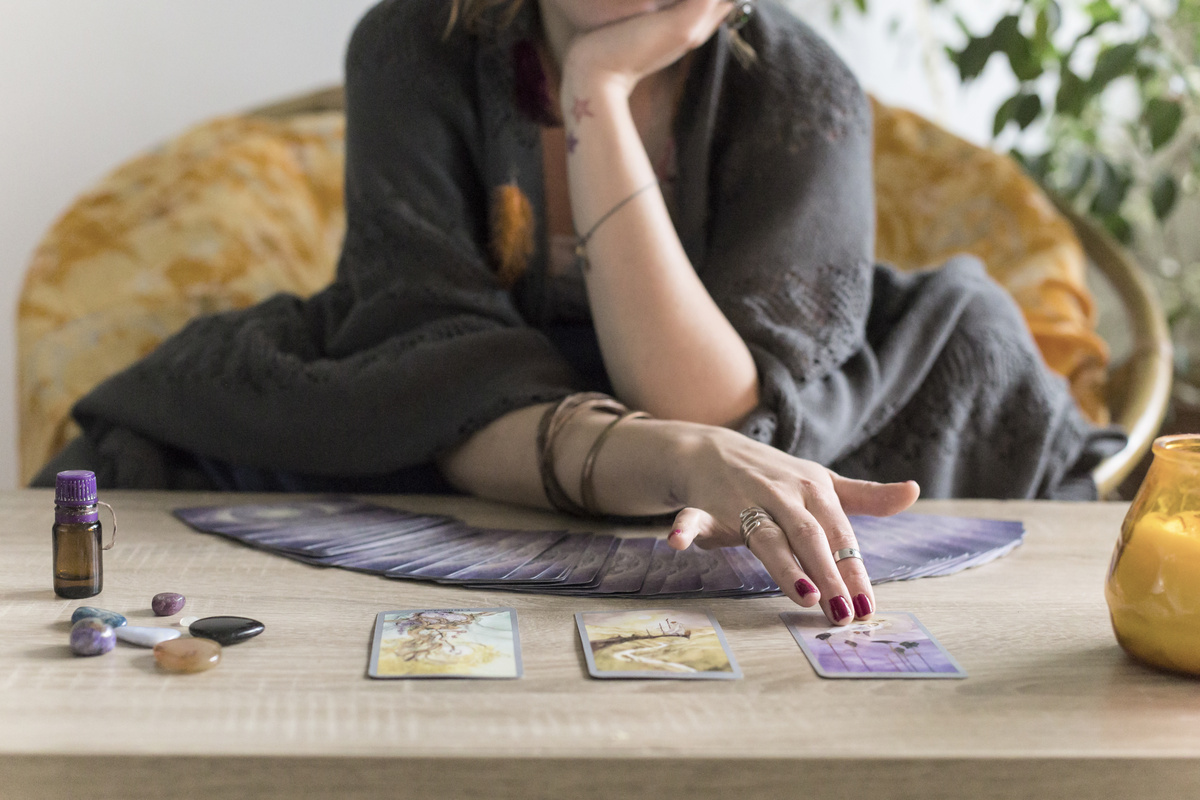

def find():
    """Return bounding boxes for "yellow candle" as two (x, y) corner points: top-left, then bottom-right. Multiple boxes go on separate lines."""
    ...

(1106, 511), (1200, 674)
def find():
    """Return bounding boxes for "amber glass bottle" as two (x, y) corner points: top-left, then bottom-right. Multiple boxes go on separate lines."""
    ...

(52, 471), (115, 599)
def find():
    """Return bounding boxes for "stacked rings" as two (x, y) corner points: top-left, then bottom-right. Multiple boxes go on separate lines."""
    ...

(739, 506), (774, 546)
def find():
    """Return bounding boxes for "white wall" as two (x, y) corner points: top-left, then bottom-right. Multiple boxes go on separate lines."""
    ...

(0, 0), (1007, 488)
(0, 0), (378, 487)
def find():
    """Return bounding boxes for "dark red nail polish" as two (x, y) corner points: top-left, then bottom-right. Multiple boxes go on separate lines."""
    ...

(853, 593), (872, 618)
(669, 529), (682, 537)
(829, 596), (851, 622)
(794, 578), (816, 598)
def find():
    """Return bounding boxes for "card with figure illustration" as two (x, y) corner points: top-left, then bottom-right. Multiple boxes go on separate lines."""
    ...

(575, 609), (741, 680)
(368, 608), (522, 679)
(781, 611), (966, 679)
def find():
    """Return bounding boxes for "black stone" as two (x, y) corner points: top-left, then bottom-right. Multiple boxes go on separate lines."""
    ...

(189, 616), (264, 646)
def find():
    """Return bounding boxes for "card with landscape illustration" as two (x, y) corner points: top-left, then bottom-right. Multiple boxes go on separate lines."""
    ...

(781, 611), (967, 679)
(368, 608), (522, 679)
(575, 609), (741, 680)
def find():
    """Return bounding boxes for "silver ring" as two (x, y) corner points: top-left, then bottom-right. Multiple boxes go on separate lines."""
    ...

(833, 547), (862, 563)
(725, 0), (754, 31)
(739, 506), (774, 546)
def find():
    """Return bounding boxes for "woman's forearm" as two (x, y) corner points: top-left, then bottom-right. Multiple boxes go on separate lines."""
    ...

(561, 72), (759, 427)
(437, 403), (697, 517)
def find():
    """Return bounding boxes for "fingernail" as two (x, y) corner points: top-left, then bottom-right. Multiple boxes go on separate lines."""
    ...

(794, 578), (817, 598)
(669, 529), (682, 538)
(853, 593), (872, 618)
(828, 596), (852, 623)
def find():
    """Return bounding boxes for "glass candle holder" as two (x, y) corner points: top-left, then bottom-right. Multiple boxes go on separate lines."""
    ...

(1106, 434), (1200, 675)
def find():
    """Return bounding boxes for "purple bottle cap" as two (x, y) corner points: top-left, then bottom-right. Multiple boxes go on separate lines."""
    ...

(56, 470), (98, 507)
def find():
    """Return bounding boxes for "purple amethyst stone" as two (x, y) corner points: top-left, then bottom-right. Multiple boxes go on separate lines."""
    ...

(151, 592), (186, 617)
(70, 618), (115, 656)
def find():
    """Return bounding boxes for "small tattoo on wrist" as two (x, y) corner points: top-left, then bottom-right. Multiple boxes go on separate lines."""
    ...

(566, 131), (579, 155)
(570, 97), (594, 124)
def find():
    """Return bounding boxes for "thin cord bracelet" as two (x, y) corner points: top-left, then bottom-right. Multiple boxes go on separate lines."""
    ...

(580, 410), (652, 516)
(572, 178), (660, 272)
(537, 393), (626, 516)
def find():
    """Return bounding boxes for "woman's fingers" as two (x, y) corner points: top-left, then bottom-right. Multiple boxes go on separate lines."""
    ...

(740, 511), (822, 609)
(669, 506), (740, 549)
(831, 474), (920, 516)
(800, 485), (874, 621)
(767, 501), (856, 624)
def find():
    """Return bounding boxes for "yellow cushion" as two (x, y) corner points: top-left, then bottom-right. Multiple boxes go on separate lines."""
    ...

(18, 114), (346, 483)
(17, 100), (1110, 484)
(872, 99), (1110, 426)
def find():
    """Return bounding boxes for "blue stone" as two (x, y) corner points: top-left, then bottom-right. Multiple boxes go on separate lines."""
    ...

(70, 618), (116, 656)
(70, 606), (127, 628)
(189, 616), (264, 646)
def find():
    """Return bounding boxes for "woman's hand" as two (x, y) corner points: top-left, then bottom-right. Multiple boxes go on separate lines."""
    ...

(561, 0), (733, 97)
(667, 426), (920, 625)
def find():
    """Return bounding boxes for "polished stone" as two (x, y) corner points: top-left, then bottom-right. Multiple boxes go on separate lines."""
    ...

(151, 592), (186, 617)
(177, 616), (199, 627)
(70, 607), (127, 628)
(70, 618), (115, 656)
(188, 616), (264, 646)
(153, 638), (221, 673)
(115, 626), (182, 648)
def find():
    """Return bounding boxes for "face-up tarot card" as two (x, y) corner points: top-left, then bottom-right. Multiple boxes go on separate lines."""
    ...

(575, 609), (741, 680)
(368, 608), (522, 679)
(781, 611), (967, 679)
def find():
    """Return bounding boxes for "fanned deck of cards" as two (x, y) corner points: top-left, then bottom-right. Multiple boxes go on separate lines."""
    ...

(173, 498), (1025, 598)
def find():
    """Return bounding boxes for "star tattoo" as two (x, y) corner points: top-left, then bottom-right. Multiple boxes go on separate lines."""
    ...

(566, 131), (579, 154)
(570, 97), (594, 125)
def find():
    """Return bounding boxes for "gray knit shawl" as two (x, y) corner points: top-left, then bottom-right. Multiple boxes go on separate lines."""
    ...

(63, 0), (1123, 498)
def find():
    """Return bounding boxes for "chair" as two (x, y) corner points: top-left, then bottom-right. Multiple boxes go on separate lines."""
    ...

(17, 88), (1171, 496)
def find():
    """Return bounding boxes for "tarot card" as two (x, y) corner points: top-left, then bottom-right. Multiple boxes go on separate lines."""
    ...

(575, 609), (742, 680)
(780, 611), (967, 679)
(657, 544), (704, 596)
(635, 540), (680, 596)
(694, 548), (745, 594)
(495, 533), (591, 582)
(368, 608), (522, 679)
(439, 531), (568, 582)
(592, 537), (656, 594)
(403, 530), (554, 579)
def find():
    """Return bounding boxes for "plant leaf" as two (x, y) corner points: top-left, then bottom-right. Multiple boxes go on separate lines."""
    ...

(1056, 69), (1089, 116)
(1015, 93), (1042, 128)
(1144, 98), (1184, 151)
(994, 94), (1020, 136)
(952, 34), (1000, 81)
(995, 15), (1043, 81)
(1151, 174), (1179, 220)
(1089, 43), (1138, 92)
(1085, 0), (1120, 24)
(1090, 158), (1131, 217)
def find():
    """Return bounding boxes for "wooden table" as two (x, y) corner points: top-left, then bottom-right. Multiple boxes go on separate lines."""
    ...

(2, 491), (1199, 800)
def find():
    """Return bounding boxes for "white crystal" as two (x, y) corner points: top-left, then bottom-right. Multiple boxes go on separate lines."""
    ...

(115, 626), (182, 648)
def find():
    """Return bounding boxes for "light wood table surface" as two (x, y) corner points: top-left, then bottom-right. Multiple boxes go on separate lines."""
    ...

(2, 490), (1199, 800)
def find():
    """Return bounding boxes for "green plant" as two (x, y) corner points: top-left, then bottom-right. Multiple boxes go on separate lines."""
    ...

(829, 0), (1200, 373)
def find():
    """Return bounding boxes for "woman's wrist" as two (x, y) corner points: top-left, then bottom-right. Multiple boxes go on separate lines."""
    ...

(560, 53), (637, 105)
(657, 419), (724, 511)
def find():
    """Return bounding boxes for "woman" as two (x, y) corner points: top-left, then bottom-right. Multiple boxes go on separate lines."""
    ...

(37, 0), (1123, 626)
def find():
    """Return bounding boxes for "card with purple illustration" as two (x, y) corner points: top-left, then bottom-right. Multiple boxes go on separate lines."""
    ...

(576, 609), (741, 680)
(368, 608), (522, 679)
(781, 611), (966, 679)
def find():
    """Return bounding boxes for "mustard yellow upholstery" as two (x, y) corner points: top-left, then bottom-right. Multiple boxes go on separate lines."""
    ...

(18, 113), (346, 483)
(872, 99), (1109, 427)
(17, 97), (1114, 485)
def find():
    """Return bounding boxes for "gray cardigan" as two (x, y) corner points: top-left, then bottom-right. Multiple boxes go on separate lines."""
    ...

(46, 0), (1123, 498)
